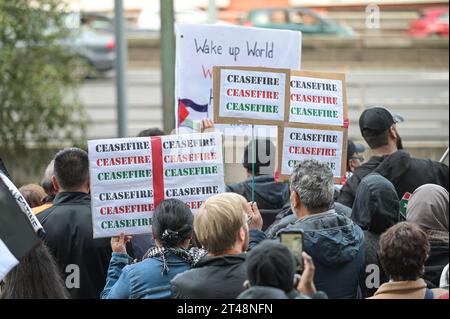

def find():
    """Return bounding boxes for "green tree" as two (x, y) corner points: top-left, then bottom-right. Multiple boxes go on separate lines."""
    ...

(0, 0), (87, 150)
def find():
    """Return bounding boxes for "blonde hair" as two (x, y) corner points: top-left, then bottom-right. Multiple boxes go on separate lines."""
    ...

(194, 193), (247, 253)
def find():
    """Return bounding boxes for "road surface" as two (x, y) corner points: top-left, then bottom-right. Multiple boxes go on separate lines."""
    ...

(80, 68), (449, 148)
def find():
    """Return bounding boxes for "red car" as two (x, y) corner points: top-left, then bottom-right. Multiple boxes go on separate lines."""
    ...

(409, 8), (449, 37)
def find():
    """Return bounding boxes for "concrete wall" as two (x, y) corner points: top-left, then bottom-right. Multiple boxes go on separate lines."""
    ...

(126, 36), (449, 69)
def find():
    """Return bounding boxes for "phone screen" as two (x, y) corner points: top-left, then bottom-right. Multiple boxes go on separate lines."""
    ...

(280, 232), (304, 272)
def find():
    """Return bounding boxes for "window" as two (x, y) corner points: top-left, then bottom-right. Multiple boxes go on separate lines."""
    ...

(289, 11), (319, 26)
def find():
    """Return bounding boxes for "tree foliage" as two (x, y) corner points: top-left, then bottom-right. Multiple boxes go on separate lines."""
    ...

(0, 0), (87, 150)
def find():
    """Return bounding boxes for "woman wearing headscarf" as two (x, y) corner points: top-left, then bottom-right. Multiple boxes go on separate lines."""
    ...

(351, 173), (401, 298)
(407, 184), (449, 288)
(101, 199), (207, 299)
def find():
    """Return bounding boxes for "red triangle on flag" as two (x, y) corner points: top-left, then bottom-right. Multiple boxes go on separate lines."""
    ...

(178, 100), (190, 125)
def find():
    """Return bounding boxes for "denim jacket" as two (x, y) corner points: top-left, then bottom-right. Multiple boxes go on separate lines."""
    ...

(101, 252), (191, 299)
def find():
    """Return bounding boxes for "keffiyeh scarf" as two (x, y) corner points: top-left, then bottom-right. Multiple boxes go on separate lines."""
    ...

(142, 246), (207, 275)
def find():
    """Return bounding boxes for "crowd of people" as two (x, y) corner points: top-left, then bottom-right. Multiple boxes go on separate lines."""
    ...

(0, 106), (448, 299)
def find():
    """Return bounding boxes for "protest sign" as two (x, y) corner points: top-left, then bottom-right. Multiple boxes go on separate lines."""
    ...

(88, 132), (225, 238)
(175, 24), (301, 128)
(278, 125), (348, 183)
(213, 66), (290, 125)
(212, 65), (349, 183)
(289, 70), (347, 127)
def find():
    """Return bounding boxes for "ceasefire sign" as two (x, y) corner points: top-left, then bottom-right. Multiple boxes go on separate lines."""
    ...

(213, 66), (348, 183)
(88, 132), (225, 238)
(213, 66), (290, 125)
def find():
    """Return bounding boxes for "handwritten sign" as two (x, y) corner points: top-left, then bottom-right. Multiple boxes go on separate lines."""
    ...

(278, 125), (347, 183)
(88, 132), (225, 238)
(289, 71), (347, 127)
(213, 66), (290, 125)
(175, 24), (301, 128)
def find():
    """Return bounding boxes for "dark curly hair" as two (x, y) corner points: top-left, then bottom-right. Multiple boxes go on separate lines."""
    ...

(379, 222), (430, 281)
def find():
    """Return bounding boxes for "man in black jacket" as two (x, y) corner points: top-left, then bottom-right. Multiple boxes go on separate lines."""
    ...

(337, 106), (449, 208)
(38, 148), (111, 299)
(171, 193), (264, 299)
(226, 139), (289, 210)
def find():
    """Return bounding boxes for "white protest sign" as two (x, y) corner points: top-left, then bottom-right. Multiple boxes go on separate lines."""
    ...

(289, 71), (347, 127)
(175, 24), (301, 128)
(214, 67), (289, 125)
(160, 133), (225, 209)
(88, 132), (225, 238)
(279, 126), (347, 183)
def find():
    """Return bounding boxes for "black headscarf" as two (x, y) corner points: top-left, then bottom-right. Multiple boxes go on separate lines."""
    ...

(351, 173), (401, 235)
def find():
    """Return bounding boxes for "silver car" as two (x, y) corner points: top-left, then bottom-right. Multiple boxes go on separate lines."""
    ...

(62, 13), (115, 77)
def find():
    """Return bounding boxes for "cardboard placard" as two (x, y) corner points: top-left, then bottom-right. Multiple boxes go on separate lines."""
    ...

(88, 132), (225, 238)
(289, 70), (347, 127)
(278, 124), (348, 184)
(212, 65), (349, 183)
(213, 66), (290, 126)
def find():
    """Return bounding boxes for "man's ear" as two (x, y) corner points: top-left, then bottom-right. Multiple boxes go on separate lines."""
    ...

(389, 126), (398, 140)
(291, 190), (300, 209)
(51, 175), (60, 193)
(349, 158), (356, 172)
(237, 226), (246, 244)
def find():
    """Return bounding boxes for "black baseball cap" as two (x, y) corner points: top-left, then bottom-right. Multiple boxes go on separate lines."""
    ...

(243, 139), (276, 174)
(359, 107), (404, 137)
(347, 140), (365, 158)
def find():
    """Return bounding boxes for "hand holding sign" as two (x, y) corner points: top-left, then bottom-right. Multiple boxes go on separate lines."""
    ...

(247, 202), (263, 231)
(88, 132), (225, 238)
(111, 233), (133, 254)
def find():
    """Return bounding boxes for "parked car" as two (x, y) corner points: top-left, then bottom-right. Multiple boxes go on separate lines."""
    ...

(60, 12), (116, 78)
(241, 7), (354, 37)
(408, 8), (449, 38)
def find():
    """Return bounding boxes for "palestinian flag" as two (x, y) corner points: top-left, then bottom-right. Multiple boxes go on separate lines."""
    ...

(0, 172), (42, 281)
(178, 98), (209, 127)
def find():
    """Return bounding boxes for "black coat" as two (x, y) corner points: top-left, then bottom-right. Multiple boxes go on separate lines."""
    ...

(424, 241), (449, 288)
(337, 150), (449, 208)
(38, 192), (112, 299)
(171, 254), (247, 299)
(226, 175), (289, 209)
(350, 173), (401, 298)
(238, 286), (307, 299)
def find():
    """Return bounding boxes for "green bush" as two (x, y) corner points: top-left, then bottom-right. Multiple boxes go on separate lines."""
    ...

(0, 0), (87, 150)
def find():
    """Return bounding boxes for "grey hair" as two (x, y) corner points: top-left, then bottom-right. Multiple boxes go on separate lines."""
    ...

(289, 159), (334, 213)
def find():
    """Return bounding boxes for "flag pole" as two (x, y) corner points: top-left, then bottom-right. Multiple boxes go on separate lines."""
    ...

(439, 147), (449, 163)
(251, 124), (255, 204)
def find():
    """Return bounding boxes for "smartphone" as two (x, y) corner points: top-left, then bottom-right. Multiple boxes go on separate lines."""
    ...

(279, 230), (304, 273)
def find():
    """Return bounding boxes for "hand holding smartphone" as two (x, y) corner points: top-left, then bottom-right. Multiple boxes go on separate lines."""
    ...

(279, 229), (304, 273)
